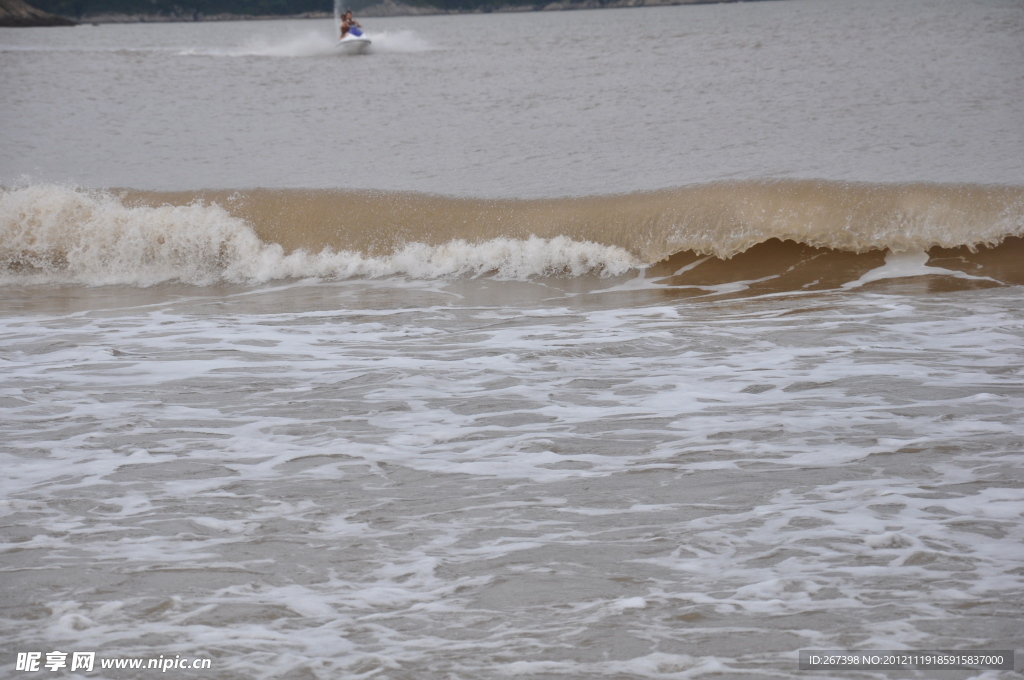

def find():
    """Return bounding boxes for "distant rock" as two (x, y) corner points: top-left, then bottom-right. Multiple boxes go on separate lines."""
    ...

(0, 0), (76, 25)
(5, 0), (766, 24)
(357, 0), (760, 17)
(359, 0), (449, 17)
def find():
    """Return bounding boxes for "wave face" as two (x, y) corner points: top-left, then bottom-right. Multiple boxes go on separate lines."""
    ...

(2, 181), (1022, 288)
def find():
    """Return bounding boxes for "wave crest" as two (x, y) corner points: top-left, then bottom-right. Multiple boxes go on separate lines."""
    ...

(0, 185), (638, 286)
(117, 180), (1024, 263)
(653, 180), (1024, 259)
(3, 181), (1023, 288)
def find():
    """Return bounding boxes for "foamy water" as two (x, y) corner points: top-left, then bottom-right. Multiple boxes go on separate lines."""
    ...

(1, 0), (1023, 677)
(3, 280), (1023, 677)
(175, 28), (433, 57)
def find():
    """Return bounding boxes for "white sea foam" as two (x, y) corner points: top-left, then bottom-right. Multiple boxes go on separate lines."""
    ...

(3, 282), (1022, 677)
(365, 30), (434, 53)
(176, 30), (339, 58)
(843, 249), (998, 289)
(233, 30), (340, 58)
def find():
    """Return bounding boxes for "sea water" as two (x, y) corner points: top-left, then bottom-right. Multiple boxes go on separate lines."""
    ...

(1, 0), (1023, 678)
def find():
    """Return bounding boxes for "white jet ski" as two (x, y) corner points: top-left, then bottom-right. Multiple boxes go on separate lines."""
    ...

(337, 27), (371, 55)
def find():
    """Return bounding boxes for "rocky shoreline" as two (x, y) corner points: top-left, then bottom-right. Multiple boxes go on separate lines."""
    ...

(0, 0), (76, 25)
(2, 0), (755, 26)
(357, 0), (737, 17)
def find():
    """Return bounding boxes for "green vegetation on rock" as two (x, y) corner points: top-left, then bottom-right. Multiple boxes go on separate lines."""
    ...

(0, 0), (77, 24)
(24, 0), (752, 23)
(29, 0), (325, 20)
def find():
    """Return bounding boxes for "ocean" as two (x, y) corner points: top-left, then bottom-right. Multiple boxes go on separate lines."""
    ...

(1, 0), (1023, 677)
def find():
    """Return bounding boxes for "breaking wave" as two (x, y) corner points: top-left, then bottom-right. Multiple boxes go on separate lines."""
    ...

(0, 185), (637, 286)
(2, 180), (1022, 288)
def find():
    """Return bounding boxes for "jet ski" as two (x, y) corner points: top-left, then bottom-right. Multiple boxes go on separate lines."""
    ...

(337, 27), (371, 55)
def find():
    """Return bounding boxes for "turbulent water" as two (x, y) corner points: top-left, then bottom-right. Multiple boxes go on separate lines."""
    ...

(3, 181), (1023, 286)
(2, 0), (1024, 678)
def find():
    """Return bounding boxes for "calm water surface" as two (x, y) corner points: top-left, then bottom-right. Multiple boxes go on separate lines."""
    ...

(1, 0), (1022, 194)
